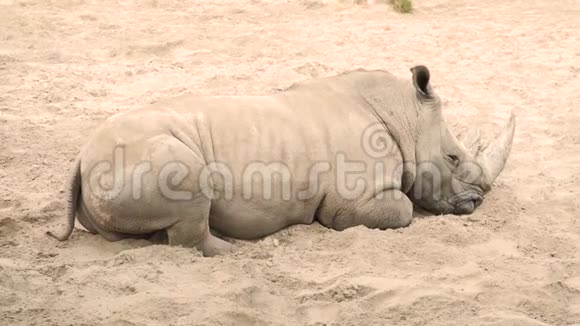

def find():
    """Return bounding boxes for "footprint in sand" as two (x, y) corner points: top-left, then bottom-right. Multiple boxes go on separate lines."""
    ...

(0, 217), (21, 238)
(297, 279), (374, 303)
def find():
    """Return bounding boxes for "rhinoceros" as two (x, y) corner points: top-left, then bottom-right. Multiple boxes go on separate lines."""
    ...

(47, 65), (515, 256)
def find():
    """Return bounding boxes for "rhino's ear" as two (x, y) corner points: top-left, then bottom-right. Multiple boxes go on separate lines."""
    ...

(410, 65), (434, 99)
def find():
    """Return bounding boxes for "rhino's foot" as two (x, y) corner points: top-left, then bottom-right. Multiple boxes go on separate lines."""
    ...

(149, 228), (231, 256)
(167, 221), (233, 256)
(198, 234), (233, 257)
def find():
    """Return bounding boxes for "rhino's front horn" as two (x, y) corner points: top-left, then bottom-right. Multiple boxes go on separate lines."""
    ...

(476, 112), (516, 185)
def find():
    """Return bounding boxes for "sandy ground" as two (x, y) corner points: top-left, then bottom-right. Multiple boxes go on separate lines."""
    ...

(0, 0), (579, 325)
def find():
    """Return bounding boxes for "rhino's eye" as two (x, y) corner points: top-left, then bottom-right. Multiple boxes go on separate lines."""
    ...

(446, 154), (460, 167)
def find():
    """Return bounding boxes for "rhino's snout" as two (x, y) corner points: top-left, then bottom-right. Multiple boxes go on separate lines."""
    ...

(454, 200), (474, 215)
(449, 192), (483, 215)
(453, 197), (482, 215)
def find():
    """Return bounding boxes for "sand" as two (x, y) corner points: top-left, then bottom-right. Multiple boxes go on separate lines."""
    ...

(0, 0), (579, 325)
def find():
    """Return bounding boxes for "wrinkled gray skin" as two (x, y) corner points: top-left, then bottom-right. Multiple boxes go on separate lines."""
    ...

(48, 66), (515, 256)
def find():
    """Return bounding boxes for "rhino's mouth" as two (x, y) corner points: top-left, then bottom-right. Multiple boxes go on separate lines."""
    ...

(448, 191), (483, 215)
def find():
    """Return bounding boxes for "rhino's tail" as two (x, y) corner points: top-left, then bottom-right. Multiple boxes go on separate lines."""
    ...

(46, 156), (81, 241)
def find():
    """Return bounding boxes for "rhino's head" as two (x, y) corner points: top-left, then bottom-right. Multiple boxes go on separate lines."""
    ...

(407, 66), (515, 215)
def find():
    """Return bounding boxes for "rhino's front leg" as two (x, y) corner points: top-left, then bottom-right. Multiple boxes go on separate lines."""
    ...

(321, 190), (413, 231)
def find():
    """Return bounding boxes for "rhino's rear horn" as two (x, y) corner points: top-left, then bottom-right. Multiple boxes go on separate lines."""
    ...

(476, 112), (516, 185)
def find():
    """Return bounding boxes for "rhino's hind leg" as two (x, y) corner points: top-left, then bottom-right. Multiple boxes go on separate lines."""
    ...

(141, 135), (233, 257)
(165, 198), (232, 257)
